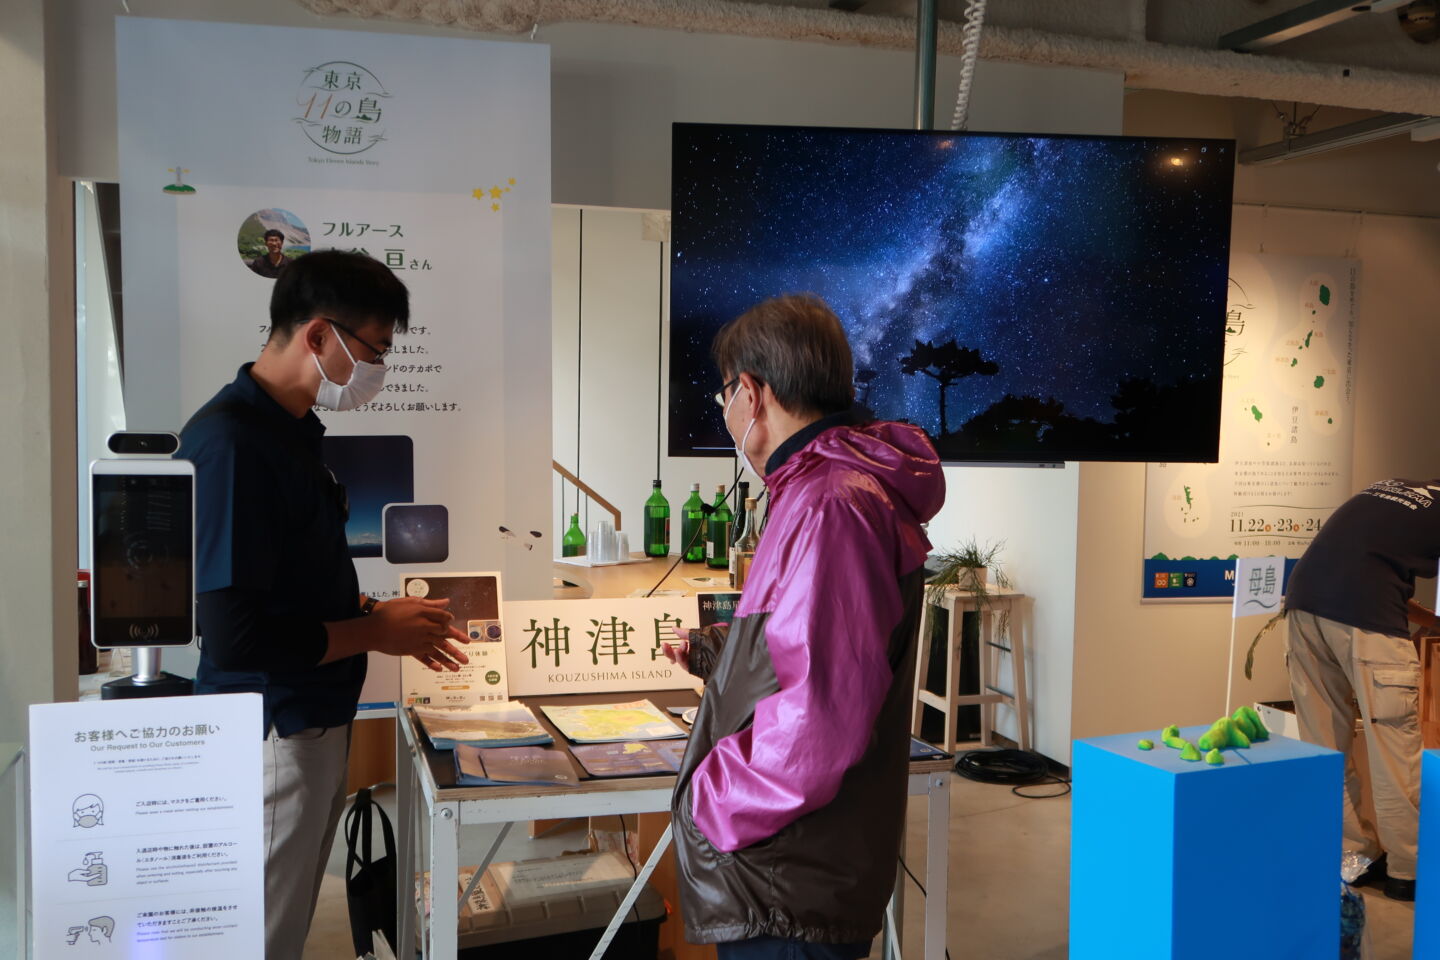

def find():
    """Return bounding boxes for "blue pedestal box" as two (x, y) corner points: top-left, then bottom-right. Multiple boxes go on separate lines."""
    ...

(1415, 750), (1440, 958)
(1070, 726), (1342, 960)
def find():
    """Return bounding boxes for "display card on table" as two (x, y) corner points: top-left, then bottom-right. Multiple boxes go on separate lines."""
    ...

(570, 741), (686, 778)
(28, 694), (264, 959)
(453, 745), (577, 787)
(412, 702), (551, 750)
(697, 591), (742, 629)
(401, 572), (508, 707)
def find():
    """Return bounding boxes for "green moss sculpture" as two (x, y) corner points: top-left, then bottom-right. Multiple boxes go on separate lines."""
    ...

(1233, 705), (1269, 741)
(1197, 718), (1227, 751)
(1205, 748), (1225, 766)
(1138, 739), (1155, 751)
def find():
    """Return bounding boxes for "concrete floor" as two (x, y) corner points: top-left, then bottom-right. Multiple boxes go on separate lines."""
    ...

(302, 776), (1417, 959)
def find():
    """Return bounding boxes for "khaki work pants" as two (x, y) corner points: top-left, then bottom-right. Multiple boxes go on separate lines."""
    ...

(262, 722), (352, 960)
(1286, 610), (1422, 880)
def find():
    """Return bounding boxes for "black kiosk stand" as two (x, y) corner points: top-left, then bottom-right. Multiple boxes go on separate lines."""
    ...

(91, 432), (196, 700)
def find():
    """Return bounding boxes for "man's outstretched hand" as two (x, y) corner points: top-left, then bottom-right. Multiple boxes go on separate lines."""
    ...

(370, 597), (471, 672)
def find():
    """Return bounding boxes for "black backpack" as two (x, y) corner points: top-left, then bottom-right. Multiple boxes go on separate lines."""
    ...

(344, 786), (397, 958)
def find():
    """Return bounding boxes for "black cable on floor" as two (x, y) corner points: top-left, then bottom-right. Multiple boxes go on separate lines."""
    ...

(954, 748), (1071, 799)
(899, 855), (927, 897)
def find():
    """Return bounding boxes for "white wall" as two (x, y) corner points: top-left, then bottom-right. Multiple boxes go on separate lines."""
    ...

(50, 0), (1126, 763)
(2, 2), (78, 954)
(74, 182), (127, 568)
(928, 466), (1080, 758)
(1070, 88), (1440, 744)
(49, 0), (1121, 207)
(550, 206), (738, 563)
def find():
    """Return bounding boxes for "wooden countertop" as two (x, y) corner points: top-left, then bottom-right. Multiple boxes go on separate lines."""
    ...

(553, 555), (726, 600)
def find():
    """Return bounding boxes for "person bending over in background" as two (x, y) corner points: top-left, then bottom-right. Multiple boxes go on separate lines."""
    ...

(663, 294), (944, 959)
(1284, 477), (1440, 902)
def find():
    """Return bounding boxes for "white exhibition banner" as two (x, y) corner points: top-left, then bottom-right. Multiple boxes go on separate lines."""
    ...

(28, 694), (263, 959)
(504, 598), (705, 695)
(116, 18), (553, 707)
(1143, 254), (1358, 600)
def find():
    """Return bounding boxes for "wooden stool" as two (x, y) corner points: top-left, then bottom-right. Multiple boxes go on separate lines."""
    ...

(912, 587), (1029, 753)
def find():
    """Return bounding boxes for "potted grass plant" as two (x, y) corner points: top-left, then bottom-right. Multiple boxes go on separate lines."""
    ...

(926, 537), (1010, 607)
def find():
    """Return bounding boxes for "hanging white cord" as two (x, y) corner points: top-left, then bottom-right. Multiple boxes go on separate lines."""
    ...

(949, 0), (988, 131)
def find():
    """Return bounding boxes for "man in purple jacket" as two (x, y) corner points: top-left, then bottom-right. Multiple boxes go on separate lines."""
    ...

(664, 294), (945, 959)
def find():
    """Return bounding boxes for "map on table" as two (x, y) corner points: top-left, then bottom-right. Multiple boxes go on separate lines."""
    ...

(540, 700), (687, 743)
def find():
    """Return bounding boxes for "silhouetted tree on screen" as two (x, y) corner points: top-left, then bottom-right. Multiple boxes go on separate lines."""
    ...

(898, 338), (999, 436)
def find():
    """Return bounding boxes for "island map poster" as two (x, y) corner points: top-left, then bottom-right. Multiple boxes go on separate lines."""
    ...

(1143, 254), (1358, 599)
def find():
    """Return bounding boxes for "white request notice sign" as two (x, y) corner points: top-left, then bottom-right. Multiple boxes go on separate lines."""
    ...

(28, 694), (262, 958)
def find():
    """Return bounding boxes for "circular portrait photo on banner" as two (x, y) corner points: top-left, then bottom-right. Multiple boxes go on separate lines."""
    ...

(236, 208), (310, 280)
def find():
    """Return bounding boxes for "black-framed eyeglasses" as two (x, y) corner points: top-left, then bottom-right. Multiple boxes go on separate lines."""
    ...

(713, 377), (739, 409)
(327, 319), (391, 364)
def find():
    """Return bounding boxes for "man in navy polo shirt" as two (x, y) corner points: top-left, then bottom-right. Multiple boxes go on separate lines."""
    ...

(182, 251), (470, 958)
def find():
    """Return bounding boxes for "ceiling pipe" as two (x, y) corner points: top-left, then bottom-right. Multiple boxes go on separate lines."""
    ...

(1239, 111), (1431, 163)
(914, 0), (937, 130)
(293, 0), (1440, 115)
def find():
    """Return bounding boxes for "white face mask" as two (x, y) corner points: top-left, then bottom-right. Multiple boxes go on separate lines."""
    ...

(724, 381), (760, 480)
(313, 323), (387, 411)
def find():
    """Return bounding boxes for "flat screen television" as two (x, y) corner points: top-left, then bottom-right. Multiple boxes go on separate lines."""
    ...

(668, 123), (1235, 463)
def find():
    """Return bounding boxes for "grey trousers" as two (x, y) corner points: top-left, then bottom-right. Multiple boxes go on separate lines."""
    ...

(262, 722), (352, 960)
(1286, 610), (1422, 879)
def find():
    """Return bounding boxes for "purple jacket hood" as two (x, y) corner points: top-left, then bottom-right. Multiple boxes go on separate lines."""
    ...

(767, 418), (945, 534)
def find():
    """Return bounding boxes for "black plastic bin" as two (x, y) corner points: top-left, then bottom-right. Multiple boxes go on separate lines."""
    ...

(456, 881), (665, 960)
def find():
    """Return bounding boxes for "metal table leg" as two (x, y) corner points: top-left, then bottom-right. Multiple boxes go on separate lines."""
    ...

(885, 819), (906, 960)
(924, 773), (949, 960)
(428, 803), (459, 958)
(395, 722), (415, 959)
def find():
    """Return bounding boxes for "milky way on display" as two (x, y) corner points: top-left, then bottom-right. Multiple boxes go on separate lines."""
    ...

(668, 124), (1234, 461)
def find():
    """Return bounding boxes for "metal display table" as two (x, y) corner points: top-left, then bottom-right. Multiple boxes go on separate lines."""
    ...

(396, 692), (953, 959)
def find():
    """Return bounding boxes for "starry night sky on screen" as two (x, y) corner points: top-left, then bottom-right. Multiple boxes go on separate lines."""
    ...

(668, 124), (1234, 462)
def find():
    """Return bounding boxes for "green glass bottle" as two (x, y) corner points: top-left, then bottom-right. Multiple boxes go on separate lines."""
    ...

(731, 481), (751, 548)
(681, 483), (706, 563)
(562, 513), (586, 557)
(644, 480), (670, 557)
(706, 484), (732, 570)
